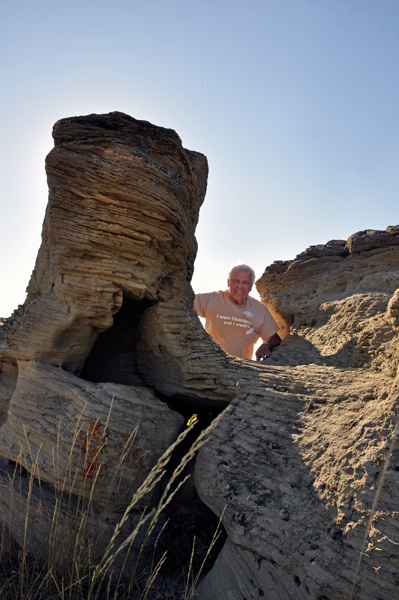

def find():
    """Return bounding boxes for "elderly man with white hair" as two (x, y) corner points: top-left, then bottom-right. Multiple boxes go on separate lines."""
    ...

(194, 264), (281, 361)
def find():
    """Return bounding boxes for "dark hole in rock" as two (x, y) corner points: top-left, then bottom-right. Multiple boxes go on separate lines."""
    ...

(80, 294), (154, 386)
(294, 575), (301, 587)
(80, 294), (228, 578)
(7, 459), (29, 478)
(152, 406), (227, 576)
(153, 500), (227, 575)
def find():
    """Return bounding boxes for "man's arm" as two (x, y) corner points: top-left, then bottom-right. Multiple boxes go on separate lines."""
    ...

(255, 333), (281, 361)
(194, 293), (208, 318)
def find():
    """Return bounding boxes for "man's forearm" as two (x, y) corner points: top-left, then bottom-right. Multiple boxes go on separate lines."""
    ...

(264, 333), (281, 349)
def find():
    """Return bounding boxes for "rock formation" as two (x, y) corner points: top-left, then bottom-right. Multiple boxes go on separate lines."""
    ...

(0, 112), (398, 599)
(196, 227), (399, 600)
(0, 111), (232, 556)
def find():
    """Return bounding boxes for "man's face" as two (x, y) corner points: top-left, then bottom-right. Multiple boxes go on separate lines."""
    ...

(228, 268), (253, 305)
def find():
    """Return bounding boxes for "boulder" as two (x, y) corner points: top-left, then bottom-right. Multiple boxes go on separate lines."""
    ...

(0, 360), (184, 513)
(0, 112), (240, 407)
(256, 226), (399, 377)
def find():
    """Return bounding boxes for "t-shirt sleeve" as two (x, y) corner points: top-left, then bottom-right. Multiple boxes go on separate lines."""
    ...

(194, 293), (210, 318)
(259, 307), (280, 341)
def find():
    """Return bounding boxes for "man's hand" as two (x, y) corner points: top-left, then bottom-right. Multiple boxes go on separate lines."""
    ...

(256, 343), (271, 361)
(256, 333), (282, 361)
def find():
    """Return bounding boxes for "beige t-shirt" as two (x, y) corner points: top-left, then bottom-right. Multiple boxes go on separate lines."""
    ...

(194, 290), (280, 359)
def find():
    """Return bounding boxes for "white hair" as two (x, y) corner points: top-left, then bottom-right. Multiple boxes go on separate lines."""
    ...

(228, 264), (255, 285)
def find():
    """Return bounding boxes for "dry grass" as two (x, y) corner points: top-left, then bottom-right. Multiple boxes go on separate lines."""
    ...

(0, 404), (230, 600)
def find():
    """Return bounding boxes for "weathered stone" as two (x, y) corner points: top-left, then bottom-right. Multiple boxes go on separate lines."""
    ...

(0, 112), (241, 407)
(1, 113), (208, 373)
(0, 361), (183, 513)
(196, 366), (399, 599)
(387, 288), (399, 333)
(296, 239), (348, 259)
(256, 225), (399, 376)
(195, 227), (399, 600)
(1, 113), (399, 598)
(0, 112), (238, 565)
(0, 454), (113, 560)
(346, 226), (399, 254)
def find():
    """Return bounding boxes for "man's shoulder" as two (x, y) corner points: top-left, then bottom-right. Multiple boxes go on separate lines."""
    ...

(195, 290), (226, 301)
(246, 295), (271, 314)
(247, 295), (265, 308)
(195, 290), (230, 314)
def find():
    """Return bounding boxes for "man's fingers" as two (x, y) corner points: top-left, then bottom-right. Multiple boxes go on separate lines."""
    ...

(256, 351), (271, 361)
(256, 343), (272, 361)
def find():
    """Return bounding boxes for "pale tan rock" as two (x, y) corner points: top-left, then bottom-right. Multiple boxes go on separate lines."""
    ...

(0, 112), (233, 564)
(1, 113), (399, 598)
(256, 226), (399, 377)
(0, 360), (17, 425)
(387, 288), (399, 333)
(0, 361), (183, 513)
(196, 228), (399, 600)
(0, 454), (113, 559)
(0, 113), (209, 376)
(196, 365), (399, 599)
(0, 112), (240, 407)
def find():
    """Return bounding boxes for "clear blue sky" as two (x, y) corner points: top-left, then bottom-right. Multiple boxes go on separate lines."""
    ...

(1, 0), (398, 317)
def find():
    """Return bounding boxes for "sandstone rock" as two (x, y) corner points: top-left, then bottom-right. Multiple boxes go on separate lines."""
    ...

(0, 360), (184, 513)
(346, 226), (399, 253)
(387, 287), (399, 333)
(0, 112), (240, 406)
(0, 112), (238, 565)
(0, 454), (113, 560)
(256, 226), (399, 377)
(195, 228), (399, 600)
(1, 112), (399, 599)
(1, 113), (208, 373)
(196, 366), (399, 599)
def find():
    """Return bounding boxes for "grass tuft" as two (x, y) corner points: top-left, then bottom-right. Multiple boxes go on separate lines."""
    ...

(0, 404), (230, 600)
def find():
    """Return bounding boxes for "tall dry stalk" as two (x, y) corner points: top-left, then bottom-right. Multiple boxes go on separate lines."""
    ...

(0, 400), (230, 600)
(88, 405), (231, 599)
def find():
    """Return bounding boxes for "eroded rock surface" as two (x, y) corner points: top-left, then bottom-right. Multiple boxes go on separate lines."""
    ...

(195, 228), (399, 600)
(0, 113), (398, 599)
(0, 360), (183, 512)
(0, 112), (240, 560)
(256, 226), (399, 377)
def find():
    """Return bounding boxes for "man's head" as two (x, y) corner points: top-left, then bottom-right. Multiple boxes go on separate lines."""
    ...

(227, 264), (255, 305)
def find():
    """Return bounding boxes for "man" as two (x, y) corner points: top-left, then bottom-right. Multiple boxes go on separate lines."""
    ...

(194, 264), (281, 361)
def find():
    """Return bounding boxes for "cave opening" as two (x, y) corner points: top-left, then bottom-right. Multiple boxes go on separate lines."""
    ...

(80, 293), (228, 578)
(80, 294), (154, 386)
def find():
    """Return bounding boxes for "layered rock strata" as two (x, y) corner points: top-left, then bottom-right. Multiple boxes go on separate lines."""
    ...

(256, 226), (399, 377)
(0, 112), (238, 403)
(0, 113), (398, 599)
(0, 112), (240, 559)
(196, 227), (399, 600)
